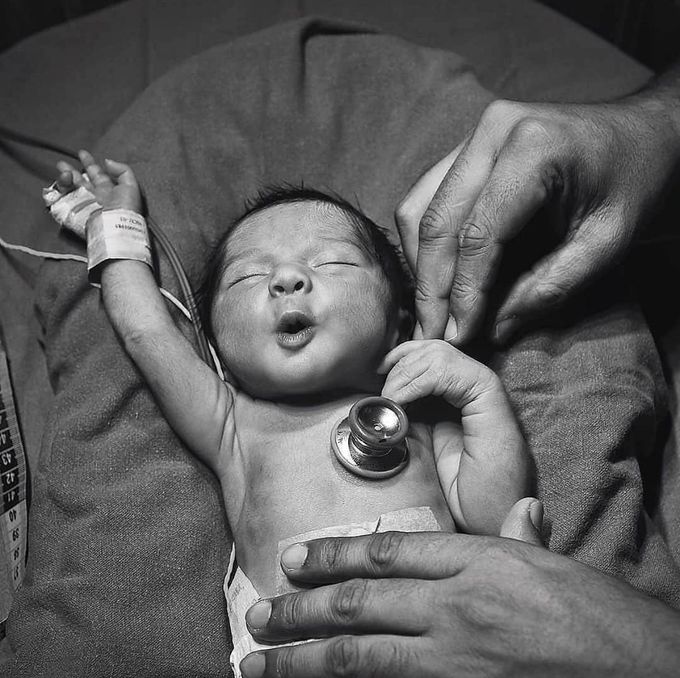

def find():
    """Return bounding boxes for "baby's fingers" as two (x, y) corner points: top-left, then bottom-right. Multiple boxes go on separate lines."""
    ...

(377, 340), (432, 374)
(55, 160), (85, 194)
(55, 169), (75, 194)
(381, 355), (435, 405)
(383, 341), (506, 412)
(79, 149), (112, 188)
(104, 158), (139, 190)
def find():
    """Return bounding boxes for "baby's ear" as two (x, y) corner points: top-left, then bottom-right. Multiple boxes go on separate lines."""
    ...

(391, 305), (415, 347)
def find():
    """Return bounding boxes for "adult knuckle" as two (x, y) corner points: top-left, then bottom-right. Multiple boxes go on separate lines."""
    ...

(450, 270), (478, 306)
(277, 591), (304, 629)
(363, 639), (414, 677)
(480, 99), (517, 127)
(330, 580), (367, 625)
(413, 280), (430, 307)
(366, 531), (404, 574)
(378, 640), (413, 675)
(533, 279), (568, 307)
(274, 645), (297, 678)
(326, 636), (360, 677)
(511, 117), (554, 146)
(419, 204), (454, 243)
(414, 276), (446, 306)
(319, 537), (351, 572)
(460, 582), (511, 631)
(457, 218), (494, 256)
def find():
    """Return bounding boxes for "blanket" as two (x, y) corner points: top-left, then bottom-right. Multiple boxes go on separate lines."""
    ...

(1, 3), (678, 677)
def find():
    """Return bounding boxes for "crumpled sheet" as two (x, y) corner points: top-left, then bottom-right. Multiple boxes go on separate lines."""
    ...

(1, 4), (678, 678)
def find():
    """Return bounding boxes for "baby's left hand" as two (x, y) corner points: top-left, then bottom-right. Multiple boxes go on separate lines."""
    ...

(379, 340), (531, 534)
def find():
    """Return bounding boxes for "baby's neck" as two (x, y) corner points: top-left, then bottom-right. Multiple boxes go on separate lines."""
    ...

(246, 389), (372, 432)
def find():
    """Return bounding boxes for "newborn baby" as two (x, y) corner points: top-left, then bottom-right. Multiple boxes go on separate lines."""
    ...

(48, 151), (531, 676)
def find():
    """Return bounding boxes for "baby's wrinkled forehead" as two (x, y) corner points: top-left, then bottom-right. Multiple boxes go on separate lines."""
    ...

(224, 200), (372, 261)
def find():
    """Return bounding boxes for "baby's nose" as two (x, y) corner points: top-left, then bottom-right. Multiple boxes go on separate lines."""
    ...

(268, 263), (313, 297)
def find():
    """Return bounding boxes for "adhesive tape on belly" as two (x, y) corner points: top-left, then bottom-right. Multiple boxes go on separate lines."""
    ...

(86, 209), (153, 283)
(42, 182), (100, 239)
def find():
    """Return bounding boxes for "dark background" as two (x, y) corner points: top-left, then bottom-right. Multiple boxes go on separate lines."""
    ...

(2, 0), (680, 71)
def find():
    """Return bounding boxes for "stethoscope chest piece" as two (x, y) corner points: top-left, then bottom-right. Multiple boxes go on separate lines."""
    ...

(331, 396), (409, 479)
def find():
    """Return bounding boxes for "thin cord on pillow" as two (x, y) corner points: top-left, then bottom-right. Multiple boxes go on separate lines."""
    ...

(0, 124), (214, 369)
(0, 236), (225, 380)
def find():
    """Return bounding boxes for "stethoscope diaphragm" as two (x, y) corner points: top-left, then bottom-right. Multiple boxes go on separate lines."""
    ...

(331, 396), (409, 479)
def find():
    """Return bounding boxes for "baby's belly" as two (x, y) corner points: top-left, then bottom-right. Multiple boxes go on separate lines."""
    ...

(229, 423), (455, 596)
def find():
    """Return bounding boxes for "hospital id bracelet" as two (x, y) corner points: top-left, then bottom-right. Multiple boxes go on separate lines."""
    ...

(86, 208), (153, 283)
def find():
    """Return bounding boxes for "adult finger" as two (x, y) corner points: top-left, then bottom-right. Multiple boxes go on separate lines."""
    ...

(415, 103), (518, 340)
(492, 208), (628, 343)
(279, 531), (492, 584)
(499, 497), (545, 547)
(447, 124), (553, 343)
(246, 577), (431, 643)
(395, 141), (465, 272)
(240, 634), (426, 678)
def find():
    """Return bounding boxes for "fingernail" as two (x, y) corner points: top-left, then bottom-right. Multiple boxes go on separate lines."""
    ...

(281, 543), (308, 571)
(246, 599), (271, 631)
(413, 322), (424, 340)
(240, 651), (265, 678)
(494, 316), (518, 343)
(444, 314), (458, 342)
(529, 500), (544, 532)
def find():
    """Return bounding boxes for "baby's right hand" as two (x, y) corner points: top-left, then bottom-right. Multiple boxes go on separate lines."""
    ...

(59, 150), (142, 214)
(45, 151), (143, 238)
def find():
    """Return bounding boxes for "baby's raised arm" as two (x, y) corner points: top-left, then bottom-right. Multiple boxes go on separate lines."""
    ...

(54, 152), (234, 471)
(380, 340), (532, 535)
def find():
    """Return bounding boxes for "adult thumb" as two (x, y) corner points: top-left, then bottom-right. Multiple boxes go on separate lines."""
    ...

(500, 497), (545, 547)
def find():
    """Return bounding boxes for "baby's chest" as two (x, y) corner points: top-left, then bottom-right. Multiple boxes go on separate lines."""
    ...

(231, 416), (435, 522)
(236, 415), (433, 481)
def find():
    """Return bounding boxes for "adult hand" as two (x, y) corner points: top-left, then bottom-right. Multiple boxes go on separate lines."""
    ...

(396, 93), (680, 344)
(240, 510), (680, 677)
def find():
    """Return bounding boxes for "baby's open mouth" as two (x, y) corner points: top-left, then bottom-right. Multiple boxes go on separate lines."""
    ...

(275, 311), (316, 350)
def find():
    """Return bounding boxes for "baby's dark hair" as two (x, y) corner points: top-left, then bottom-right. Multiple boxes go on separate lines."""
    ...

(198, 185), (415, 345)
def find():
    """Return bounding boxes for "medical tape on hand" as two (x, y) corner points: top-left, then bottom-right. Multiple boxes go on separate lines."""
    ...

(86, 209), (152, 283)
(42, 182), (100, 239)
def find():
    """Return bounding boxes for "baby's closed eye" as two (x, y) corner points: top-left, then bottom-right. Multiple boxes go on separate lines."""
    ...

(225, 271), (268, 287)
(314, 260), (360, 268)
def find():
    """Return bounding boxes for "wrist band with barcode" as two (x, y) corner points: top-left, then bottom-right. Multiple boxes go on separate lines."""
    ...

(86, 209), (153, 283)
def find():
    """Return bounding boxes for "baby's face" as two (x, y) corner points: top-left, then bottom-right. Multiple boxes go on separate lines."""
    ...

(211, 202), (399, 399)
